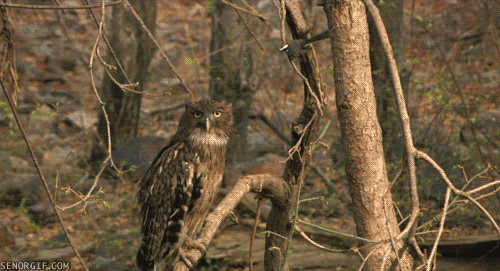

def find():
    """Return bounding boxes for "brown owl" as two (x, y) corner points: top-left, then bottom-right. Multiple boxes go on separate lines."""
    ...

(136, 99), (233, 271)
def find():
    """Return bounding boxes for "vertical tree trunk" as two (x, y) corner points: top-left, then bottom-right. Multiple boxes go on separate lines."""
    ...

(209, 0), (255, 165)
(91, 1), (157, 166)
(263, 1), (326, 270)
(322, 0), (412, 269)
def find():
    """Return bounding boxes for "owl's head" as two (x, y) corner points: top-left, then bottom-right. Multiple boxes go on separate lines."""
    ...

(179, 99), (234, 145)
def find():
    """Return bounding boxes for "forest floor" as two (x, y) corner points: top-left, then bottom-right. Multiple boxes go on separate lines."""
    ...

(0, 1), (500, 270)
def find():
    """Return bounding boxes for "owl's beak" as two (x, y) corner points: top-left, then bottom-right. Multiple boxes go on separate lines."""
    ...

(201, 117), (211, 131)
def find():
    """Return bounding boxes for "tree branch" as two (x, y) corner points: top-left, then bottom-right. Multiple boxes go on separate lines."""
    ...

(0, 0), (123, 10)
(360, 0), (420, 241)
(0, 81), (89, 271)
(174, 174), (288, 271)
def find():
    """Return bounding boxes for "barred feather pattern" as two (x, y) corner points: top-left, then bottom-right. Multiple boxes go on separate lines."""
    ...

(136, 99), (233, 271)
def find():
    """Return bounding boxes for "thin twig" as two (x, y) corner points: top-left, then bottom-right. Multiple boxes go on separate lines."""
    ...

(0, 0), (123, 9)
(416, 150), (500, 236)
(234, 7), (265, 51)
(294, 225), (348, 252)
(221, 0), (268, 22)
(82, 0), (136, 95)
(88, 0), (117, 170)
(0, 81), (89, 271)
(289, 60), (324, 116)
(426, 188), (451, 271)
(249, 198), (263, 271)
(122, 0), (194, 98)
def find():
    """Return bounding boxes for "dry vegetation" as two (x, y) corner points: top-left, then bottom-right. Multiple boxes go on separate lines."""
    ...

(0, 0), (499, 270)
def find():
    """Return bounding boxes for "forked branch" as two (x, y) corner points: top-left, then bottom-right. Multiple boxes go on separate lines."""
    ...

(174, 174), (289, 271)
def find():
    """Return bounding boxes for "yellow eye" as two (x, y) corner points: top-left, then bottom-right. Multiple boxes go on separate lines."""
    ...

(193, 111), (202, 118)
(213, 111), (222, 118)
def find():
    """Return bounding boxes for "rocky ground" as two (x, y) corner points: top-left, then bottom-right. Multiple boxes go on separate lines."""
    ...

(0, 1), (500, 270)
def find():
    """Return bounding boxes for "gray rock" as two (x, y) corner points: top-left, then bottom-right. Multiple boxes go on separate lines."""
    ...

(247, 132), (284, 158)
(40, 233), (69, 249)
(42, 146), (74, 166)
(7, 156), (30, 171)
(0, 174), (42, 207)
(27, 41), (54, 57)
(63, 110), (97, 130)
(27, 202), (56, 226)
(17, 25), (54, 40)
(461, 110), (500, 144)
(112, 136), (166, 180)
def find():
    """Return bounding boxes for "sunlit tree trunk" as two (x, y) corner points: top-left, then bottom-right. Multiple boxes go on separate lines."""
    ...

(323, 0), (412, 269)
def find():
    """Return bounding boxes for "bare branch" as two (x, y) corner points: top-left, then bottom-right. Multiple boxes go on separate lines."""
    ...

(294, 225), (348, 253)
(122, 0), (194, 98)
(426, 188), (451, 271)
(173, 174), (288, 271)
(0, 81), (89, 271)
(360, 0), (420, 241)
(416, 150), (500, 236)
(221, 0), (268, 22)
(249, 198), (263, 271)
(0, 0), (123, 10)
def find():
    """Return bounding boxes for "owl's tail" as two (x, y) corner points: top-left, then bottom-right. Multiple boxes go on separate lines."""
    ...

(136, 247), (155, 271)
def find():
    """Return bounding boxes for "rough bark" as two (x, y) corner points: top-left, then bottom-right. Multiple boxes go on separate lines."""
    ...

(322, 0), (412, 270)
(264, 1), (326, 270)
(209, 0), (255, 164)
(91, 0), (156, 166)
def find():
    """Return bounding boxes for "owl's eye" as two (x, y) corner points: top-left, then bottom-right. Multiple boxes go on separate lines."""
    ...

(193, 111), (202, 118)
(213, 111), (222, 118)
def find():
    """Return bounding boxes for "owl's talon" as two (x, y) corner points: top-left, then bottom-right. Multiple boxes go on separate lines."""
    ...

(187, 238), (206, 254)
(178, 250), (194, 269)
(175, 237), (206, 269)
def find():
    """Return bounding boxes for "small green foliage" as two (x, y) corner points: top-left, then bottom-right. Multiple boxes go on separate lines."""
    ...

(48, 102), (60, 117)
(20, 197), (37, 231)
(0, 101), (15, 137)
(404, 9), (432, 28)
(31, 103), (41, 118)
(206, 0), (214, 15)
(372, 68), (383, 76)
(185, 57), (197, 65)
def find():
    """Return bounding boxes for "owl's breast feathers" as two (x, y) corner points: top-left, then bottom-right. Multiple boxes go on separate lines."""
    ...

(136, 137), (227, 269)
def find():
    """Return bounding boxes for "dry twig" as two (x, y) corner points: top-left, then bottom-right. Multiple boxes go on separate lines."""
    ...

(0, 0), (123, 10)
(221, 0), (268, 22)
(174, 174), (288, 271)
(122, 0), (194, 98)
(0, 81), (89, 271)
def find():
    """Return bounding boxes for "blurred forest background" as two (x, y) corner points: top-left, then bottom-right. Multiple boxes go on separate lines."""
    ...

(0, 0), (499, 270)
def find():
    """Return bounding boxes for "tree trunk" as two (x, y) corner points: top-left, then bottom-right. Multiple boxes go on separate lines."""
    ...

(323, 0), (412, 269)
(263, 1), (326, 270)
(91, 1), (156, 167)
(209, 0), (255, 165)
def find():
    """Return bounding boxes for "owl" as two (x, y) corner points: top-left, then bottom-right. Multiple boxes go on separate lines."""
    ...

(136, 99), (233, 271)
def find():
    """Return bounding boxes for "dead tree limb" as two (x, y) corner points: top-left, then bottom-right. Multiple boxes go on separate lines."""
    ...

(264, 1), (326, 270)
(174, 174), (288, 271)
